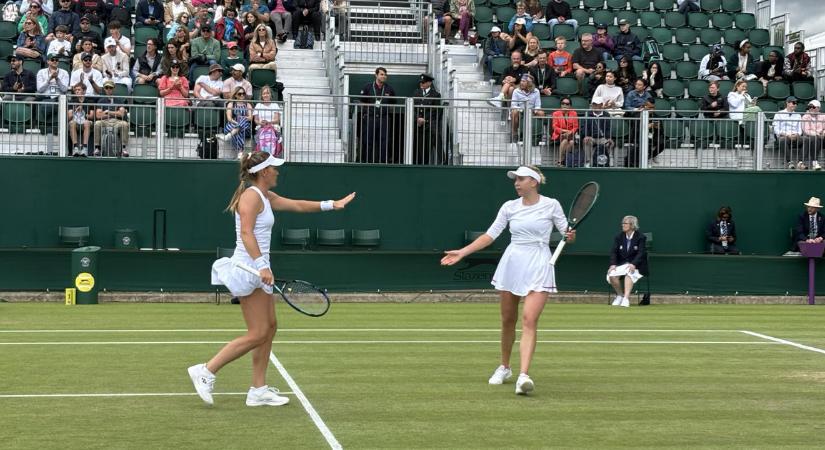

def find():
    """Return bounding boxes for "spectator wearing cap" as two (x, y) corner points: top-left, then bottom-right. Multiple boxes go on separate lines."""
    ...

(551, 96), (578, 166)
(133, 37), (163, 85)
(482, 26), (510, 77)
(545, 0), (577, 35)
(18, 1), (49, 35)
(795, 197), (825, 249)
(784, 41), (814, 82)
(222, 63), (251, 99)
(580, 96), (614, 167)
(699, 44), (729, 81)
(727, 39), (758, 81)
(3, 55), (38, 98)
(529, 49), (556, 96)
(161, 41), (188, 77)
(677, 0), (699, 18)
(510, 17), (530, 54)
(612, 19), (641, 61)
(193, 63), (224, 106)
(136, 0), (166, 34)
(510, 73), (543, 142)
(73, 0), (106, 27)
(37, 53), (71, 99)
(269, 0), (294, 43)
(774, 96), (804, 165)
(48, 0), (80, 43)
(106, 21), (131, 55)
(73, 15), (103, 53)
(446, 0), (475, 45)
(189, 24), (220, 80)
(70, 51), (104, 95)
(15, 16), (46, 60)
(219, 40), (245, 77)
(94, 80), (130, 156)
(20, 0), (54, 16)
(72, 39), (103, 70)
(291, 0), (322, 41)
(101, 36), (131, 91)
(46, 25), (73, 60)
(164, 0), (195, 27)
(593, 24), (614, 62)
(802, 100), (825, 168)
(548, 36), (572, 77)
(157, 59), (190, 106)
(412, 73), (444, 165)
(214, 7), (246, 48)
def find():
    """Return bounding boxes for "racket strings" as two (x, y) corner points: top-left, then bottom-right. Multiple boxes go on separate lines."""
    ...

(279, 281), (329, 315)
(568, 184), (599, 223)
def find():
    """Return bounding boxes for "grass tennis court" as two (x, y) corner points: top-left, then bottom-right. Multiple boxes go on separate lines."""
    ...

(3, 302), (825, 449)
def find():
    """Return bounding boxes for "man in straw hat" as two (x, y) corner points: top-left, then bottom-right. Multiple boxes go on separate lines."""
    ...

(795, 197), (825, 250)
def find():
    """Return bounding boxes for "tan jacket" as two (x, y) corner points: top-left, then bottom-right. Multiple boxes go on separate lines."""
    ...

(164, 0), (196, 24)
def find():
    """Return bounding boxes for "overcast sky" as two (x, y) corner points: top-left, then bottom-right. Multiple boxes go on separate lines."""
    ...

(776, 0), (825, 37)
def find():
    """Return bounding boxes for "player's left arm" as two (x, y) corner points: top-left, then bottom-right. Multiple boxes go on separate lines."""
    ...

(266, 191), (356, 213)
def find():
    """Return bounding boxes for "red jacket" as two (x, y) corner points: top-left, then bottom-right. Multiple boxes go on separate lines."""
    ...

(214, 18), (246, 49)
(551, 109), (578, 141)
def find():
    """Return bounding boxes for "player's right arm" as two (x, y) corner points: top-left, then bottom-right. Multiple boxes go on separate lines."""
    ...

(441, 203), (508, 266)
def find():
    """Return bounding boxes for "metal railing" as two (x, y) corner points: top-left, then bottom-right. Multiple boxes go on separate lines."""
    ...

(336, 0), (431, 64)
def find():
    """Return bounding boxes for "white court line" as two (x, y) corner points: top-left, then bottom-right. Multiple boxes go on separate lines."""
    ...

(0, 340), (778, 345)
(269, 352), (342, 450)
(0, 328), (741, 333)
(740, 331), (825, 355)
(0, 392), (293, 399)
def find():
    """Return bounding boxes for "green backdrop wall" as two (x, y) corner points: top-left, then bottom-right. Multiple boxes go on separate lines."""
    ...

(348, 74), (422, 97)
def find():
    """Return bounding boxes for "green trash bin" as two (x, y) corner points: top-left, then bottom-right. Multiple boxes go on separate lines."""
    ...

(114, 229), (138, 249)
(71, 246), (101, 304)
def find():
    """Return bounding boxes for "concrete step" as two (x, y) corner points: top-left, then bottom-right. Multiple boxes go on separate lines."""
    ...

(290, 141), (345, 152)
(284, 94), (334, 103)
(458, 153), (521, 166)
(277, 68), (327, 78)
(280, 77), (329, 88)
(288, 151), (347, 163)
(289, 116), (338, 127)
(283, 87), (331, 96)
(276, 58), (325, 69)
(287, 128), (341, 140)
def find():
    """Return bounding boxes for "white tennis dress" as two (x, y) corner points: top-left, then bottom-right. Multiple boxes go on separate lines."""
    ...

(211, 186), (275, 297)
(487, 196), (569, 296)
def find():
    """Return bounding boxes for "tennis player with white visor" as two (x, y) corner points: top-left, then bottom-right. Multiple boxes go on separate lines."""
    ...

(441, 165), (575, 395)
(189, 152), (356, 407)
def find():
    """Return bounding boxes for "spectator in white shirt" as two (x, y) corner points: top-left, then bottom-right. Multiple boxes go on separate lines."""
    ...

(101, 36), (132, 92)
(509, 74), (543, 142)
(801, 100), (825, 170)
(46, 25), (73, 62)
(193, 63), (224, 106)
(37, 53), (70, 99)
(253, 85), (281, 127)
(592, 71), (624, 113)
(70, 52), (104, 95)
(699, 44), (729, 81)
(774, 96), (803, 163)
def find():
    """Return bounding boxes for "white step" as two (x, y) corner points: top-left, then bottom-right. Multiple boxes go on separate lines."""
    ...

(288, 128), (340, 140)
(283, 87), (330, 96)
(280, 77), (329, 88)
(290, 140), (345, 152)
(277, 68), (326, 78)
(285, 94), (334, 103)
(276, 58), (325, 70)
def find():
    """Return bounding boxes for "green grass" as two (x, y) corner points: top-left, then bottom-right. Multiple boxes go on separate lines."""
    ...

(3, 303), (825, 449)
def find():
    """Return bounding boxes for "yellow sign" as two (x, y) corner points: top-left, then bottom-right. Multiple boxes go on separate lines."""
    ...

(75, 273), (95, 293)
(65, 288), (76, 305)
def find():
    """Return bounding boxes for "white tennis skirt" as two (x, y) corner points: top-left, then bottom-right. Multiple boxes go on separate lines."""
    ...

(211, 255), (274, 298)
(491, 243), (557, 296)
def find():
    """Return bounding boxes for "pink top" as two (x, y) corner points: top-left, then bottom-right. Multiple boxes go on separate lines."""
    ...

(272, 0), (287, 13)
(158, 75), (190, 107)
(802, 113), (825, 136)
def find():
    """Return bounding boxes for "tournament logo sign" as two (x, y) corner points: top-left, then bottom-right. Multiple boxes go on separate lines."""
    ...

(80, 256), (91, 268)
(453, 258), (498, 282)
(75, 273), (95, 292)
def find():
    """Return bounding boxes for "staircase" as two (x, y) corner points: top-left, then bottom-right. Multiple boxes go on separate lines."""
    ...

(276, 41), (346, 163)
(342, 0), (428, 64)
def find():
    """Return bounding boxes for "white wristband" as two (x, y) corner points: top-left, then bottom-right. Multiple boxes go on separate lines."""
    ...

(253, 256), (269, 271)
(320, 200), (334, 211)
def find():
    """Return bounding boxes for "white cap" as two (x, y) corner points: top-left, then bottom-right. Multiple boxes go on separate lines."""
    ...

(507, 166), (542, 183)
(248, 154), (285, 173)
(104, 37), (116, 47)
(490, 26), (501, 33)
(231, 63), (245, 73)
(515, 17), (526, 25)
(809, 99), (821, 109)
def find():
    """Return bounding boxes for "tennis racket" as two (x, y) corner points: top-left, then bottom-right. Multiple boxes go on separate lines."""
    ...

(233, 261), (331, 317)
(549, 181), (600, 266)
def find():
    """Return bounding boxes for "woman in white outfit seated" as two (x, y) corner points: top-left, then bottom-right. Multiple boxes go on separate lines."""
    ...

(441, 165), (575, 395)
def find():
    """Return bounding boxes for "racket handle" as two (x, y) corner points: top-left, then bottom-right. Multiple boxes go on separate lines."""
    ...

(234, 261), (261, 278)
(549, 239), (566, 266)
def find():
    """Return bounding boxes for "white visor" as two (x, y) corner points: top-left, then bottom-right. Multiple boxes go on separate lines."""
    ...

(507, 166), (542, 182)
(248, 155), (285, 173)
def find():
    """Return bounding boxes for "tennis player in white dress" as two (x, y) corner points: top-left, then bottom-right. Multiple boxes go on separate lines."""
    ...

(188, 152), (355, 407)
(442, 165), (574, 395)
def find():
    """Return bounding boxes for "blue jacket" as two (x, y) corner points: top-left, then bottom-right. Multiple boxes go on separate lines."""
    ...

(795, 212), (825, 242)
(609, 231), (649, 275)
(136, 0), (164, 25)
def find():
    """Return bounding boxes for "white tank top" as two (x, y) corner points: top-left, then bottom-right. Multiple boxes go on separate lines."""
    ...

(234, 186), (275, 257)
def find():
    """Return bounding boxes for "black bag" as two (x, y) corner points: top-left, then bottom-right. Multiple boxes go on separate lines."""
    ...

(565, 149), (585, 167)
(273, 81), (285, 101)
(294, 25), (314, 49)
(639, 293), (651, 306)
(197, 134), (219, 159)
(592, 144), (610, 167)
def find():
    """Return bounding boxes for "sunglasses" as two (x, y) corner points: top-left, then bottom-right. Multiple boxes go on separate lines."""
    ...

(104, 86), (114, 89)
(561, 102), (571, 105)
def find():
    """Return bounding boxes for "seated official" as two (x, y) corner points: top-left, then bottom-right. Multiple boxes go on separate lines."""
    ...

(607, 215), (648, 308)
(706, 206), (739, 254)
(795, 196), (825, 250)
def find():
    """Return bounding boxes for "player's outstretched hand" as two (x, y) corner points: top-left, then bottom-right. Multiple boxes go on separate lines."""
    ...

(334, 192), (356, 210)
(441, 250), (464, 266)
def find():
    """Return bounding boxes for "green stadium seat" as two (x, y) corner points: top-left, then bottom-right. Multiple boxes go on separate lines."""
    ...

(352, 229), (381, 247)
(690, 120), (716, 146)
(640, 11), (662, 28)
(721, 0), (742, 12)
(282, 228), (311, 247)
(662, 79), (685, 98)
(650, 27), (673, 44)
(553, 24), (576, 40)
(698, 28), (722, 46)
(675, 61), (698, 79)
(716, 120), (742, 147)
(22, 59), (41, 73)
(59, 226), (90, 247)
(583, 0), (605, 10)
(317, 229), (347, 246)
(592, 10), (616, 26)
(112, 84), (128, 98)
(616, 11), (639, 25)
(664, 11), (686, 28)
(748, 29), (770, 47)
(687, 79), (709, 98)
(711, 12), (734, 29)
(0, 40), (13, 58)
(733, 13), (755, 31)
(475, 6), (494, 23)
(720, 44), (736, 61)
(532, 23), (551, 40)
(663, 120), (686, 145)
(133, 84), (159, 104)
(541, 95), (561, 110)
(608, 25), (620, 35)
(564, 0), (580, 7)
(539, 39), (555, 50)
(717, 79), (733, 96)
(495, 6), (516, 24)
(662, 43), (685, 61)
(653, 97), (673, 118)
(723, 28), (745, 45)
(766, 81), (790, 100)
(760, 45), (783, 60)
(656, 60), (672, 77)
(633, 60), (645, 75)
(36, 103), (58, 135)
(745, 80), (764, 98)
(165, 107), (190, 138)
(792, 82), (816, 101)
(629, 0), (651, 11)
(609, 118), (629, 143)
(476, 22), (495, 39)
(577, 25), (597, 38)
(556, 77), (579, 95)
(674, 27), (698, 44)
(129, 105), (156, 138)
(566, 40), (579, 53)
(653, 0), (674, 11)
(606, 0), (626, 10)
(631, 27), (649, 41)
(687, 43), (708, 61)
(0, 21), (17, 41)
(570, 96), (590, 110)
(194, 108), (221, 132)
(572, 9), (590, 26)
(701, 0), (721, 12)
(490, 56), (511, 78)
(464, 230), (486, 246)
(250, 69), (278, 88)
(755, 99), (778, 118)
(687, 12), (709, 28)
(605, 59), (618, 71)
(675, 98), (699, 117)
(489, 0), (511, 6)
(4, 102), (31, 134)
(134, 27), (159, 45)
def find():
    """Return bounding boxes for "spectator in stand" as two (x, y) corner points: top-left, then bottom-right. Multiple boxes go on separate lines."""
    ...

(727, 79), (755, 123)
(642, 60), (663, 98)
(220, 41), (246, 76)
(72, 38), (103, 70)
(706, 206), (739, 254)
(488, 51), (527, 108)
(581, 97), (614, 167)
(677, 0), (699, 17)
(189, 24), (220, 80)
(68, 83), (95, 156)
(37, 53), (70, 99)
(802, 100), (825, 169)
(215, 7), (246, 48)
(48, 0), (80, 43)
(169, 25), (191, 60)
(104, 0), (133, 28)
(615, 55), (635, 92)
(253, 86), (281, 147)
(222, 63), (252, 98)
(216, 86), (253, 156)
(507, 2), (533, 34)
(213, 0), (239, 23)
(586, 60), (605, 97)
(795, 197), (825, 249)
(510, 74), (543, 143)
(545, 0), (577, 35)
(46, 25), (73, 61)
(242, 11), (262, 45)
(727, 39), (757, 81)
(241, 0), (270, 24)
(268, 0), (293, 43)
(330, 0), (348, 40)
(522, 36), (541, 67)
(18, 1), (49, 35)
(70, 51), (104, 95)
(757, 49), (784, 88)
(624, 78), (654, 158)
(612, 19), (641, 61)
(72, 0), (105, 27)
(3, 55), (38, 98)
(592, 70), (623, 114)
(166, 11), (191, 41)
(447, 0), (474, 46)
(510, 18), (530, 54)
(193, 63), (224, 106)
(699, 44), (729, 81)
(20, 0), (54, 16)
(73, 15), (102, 54)
(774, 96), (804, 168)
(133, 37), (163, 85)
(248, 24), (277, 78)
(529, 49), (556, 96)
(164, 0), (195, 28)
(106, 21), (131, 55)
(525, 0), (543, 23)
(161, 41), (189, 77)
(483, 26), (509, 77)
(136, 0), (166, 36)
(548, 36), (572, 78)
(551, 96), (578, 166)
(101, 36), (131, 92)
(784, 41), (814, 82)
(700, 81), (729, 118)
(157, 59), (190, 106)
(292, 0), (321, 41)
(15, 17), (46, 60)
(592, 23), (614, 62)
(94, 80), (130, 156)
(573, 33), (600, 93)
(189, 5), (211, 38)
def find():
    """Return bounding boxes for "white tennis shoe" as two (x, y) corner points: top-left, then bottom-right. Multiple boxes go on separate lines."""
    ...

(611, 295), (623, 306)
(488, 365), (513, 385)
(619, 297), (630, 307)
(187, 363), (215, 405)
(246, 386), (290, 406)
(515, 373), (534, 395)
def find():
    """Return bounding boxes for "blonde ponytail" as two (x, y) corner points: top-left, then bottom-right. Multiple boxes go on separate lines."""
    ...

(225, 152), (271, 213)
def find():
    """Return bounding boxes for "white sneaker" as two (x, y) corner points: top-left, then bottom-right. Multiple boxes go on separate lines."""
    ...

(486, 94), (503, 108)
(515, 373), (534, 395)
(246, 385), (290, 406)
(488, 365), (512, 384)
(813, 161), (822, 171)
(215, 133), (228, 142)
(797, 161), (808, 170)
(611, 295), (623, 306)
(788, 161), (796, 169)
(187, 363), (215, 405)
(619, 297), (630, 307)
